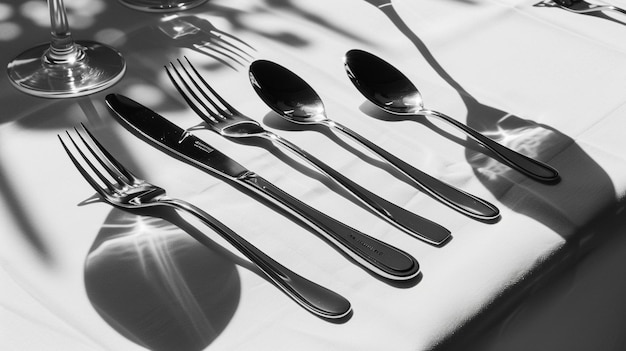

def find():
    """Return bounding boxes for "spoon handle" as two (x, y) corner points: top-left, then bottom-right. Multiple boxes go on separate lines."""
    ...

(262, 131), (451, 245)
(328, 121), (500, 221)
(423, 110), (560, 183)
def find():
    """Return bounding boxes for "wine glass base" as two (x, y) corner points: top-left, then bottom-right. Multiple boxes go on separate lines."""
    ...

(118, 0), (208, 12)
(7, 40), (126, 99)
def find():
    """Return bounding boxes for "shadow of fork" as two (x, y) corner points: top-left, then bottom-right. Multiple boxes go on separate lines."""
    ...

(533, 0), (626, 25)
(156, 14), (256, 70)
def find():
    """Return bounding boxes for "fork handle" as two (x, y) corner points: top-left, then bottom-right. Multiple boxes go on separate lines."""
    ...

(161, 197), (352, 319)
(240, 173), (420, 281)
(326, 120), (500, 221)
(263, 132), (451, 245)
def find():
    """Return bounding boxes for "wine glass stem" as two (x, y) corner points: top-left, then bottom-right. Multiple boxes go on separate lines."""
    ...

(46, 0), (83, 65)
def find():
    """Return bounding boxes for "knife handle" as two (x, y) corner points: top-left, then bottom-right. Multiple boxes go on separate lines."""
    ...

(239, 172), (420, 281)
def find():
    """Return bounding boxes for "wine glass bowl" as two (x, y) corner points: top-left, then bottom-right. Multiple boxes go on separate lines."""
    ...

(6, 0), (125, 98)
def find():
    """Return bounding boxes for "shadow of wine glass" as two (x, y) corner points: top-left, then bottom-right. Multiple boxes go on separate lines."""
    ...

(84, 208), (240, 351)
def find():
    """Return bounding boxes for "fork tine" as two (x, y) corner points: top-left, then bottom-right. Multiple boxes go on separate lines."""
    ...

(166, 61), (222, 122)
(71, 127), (129, 191)
(77, 124), (137, 184)
(57, 132), (111, 197)
(183, 56), (242, 115)
(68, 128), (121, 190)
(59, 128), (122, 195)
(175, 58), (230, 115)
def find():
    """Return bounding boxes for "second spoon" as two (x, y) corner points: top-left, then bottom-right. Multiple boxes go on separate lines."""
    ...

(343, 49), (560, 184)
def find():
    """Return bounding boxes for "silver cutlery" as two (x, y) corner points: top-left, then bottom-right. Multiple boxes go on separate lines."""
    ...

(544, 0), (626, 15)
(59, 124), (352, 319)
(165, 57), (451, 246)
(105, 93), (421, 280)
(343, 49), (560, 184)
(248, 59), (500, 222)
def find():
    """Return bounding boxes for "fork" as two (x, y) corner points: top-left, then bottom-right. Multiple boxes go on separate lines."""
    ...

(543, 0), (626, 15)
(166, 57), (452, 246)
(59, 124), (351, 320)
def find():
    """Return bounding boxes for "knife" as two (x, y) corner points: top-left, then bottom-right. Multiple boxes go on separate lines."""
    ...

(106, 93), (420, 281)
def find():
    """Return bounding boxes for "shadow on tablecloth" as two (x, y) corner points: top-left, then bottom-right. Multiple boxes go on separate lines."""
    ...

(358, 0), (616, 239)
(84, 208), (241, 351)
(357, 1), (621, 350)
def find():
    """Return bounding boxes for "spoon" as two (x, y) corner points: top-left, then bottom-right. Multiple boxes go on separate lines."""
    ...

(249, 59), (500, 222)
(343, 49), (560, 184)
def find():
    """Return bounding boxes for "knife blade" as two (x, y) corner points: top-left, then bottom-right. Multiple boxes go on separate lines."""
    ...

(105, 93), (420, 281)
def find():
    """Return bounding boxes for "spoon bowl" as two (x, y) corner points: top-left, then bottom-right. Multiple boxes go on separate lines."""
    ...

(250, 60), (327, 125)
(344, 50), (423, 115)
(343, 49), (560, 183)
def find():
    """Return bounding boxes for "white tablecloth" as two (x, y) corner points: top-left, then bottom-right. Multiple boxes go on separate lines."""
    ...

(2, 0), (626, 350)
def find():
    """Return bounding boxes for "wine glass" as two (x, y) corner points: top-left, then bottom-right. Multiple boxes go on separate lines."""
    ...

(118, 0), (208, 12)
(6, 0), (126, 98)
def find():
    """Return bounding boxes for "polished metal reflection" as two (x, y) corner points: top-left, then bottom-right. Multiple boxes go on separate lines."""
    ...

(539, 0), (626, 15)
(105, 93), (421, 280)
(85, 211), (239, 350)
(118, 0), (208, 12)
(249, 59), (500, 222)
(166, 57), (451, 246)
(343, 49), (560, 184)
(59, 124), (352, 320)
(466, 116), (559, 182)
(6, 0), (125, 98)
